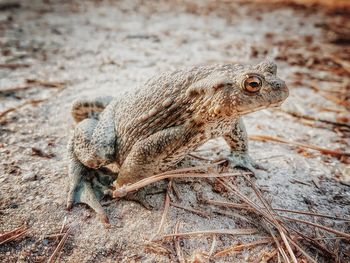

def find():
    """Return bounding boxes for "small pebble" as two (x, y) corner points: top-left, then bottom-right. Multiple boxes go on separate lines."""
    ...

(8, 203), (18, 209)
(22, 172), (36, 181)
(192, 182), (202, 192)
(8, 137), (16, 144)
(27, 196), (35, 201)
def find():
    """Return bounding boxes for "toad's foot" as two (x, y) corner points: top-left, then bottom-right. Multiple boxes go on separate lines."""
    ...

(226, 152), (266, 174)
(120, 182), (168, 210)
(67, 168), (116, 224)
(124, 189), (154, 210)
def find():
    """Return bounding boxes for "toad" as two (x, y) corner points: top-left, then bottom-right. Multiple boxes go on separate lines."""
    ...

(67, 60), (288, 222)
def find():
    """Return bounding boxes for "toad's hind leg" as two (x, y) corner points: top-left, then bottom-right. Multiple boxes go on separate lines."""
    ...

(67, 138), (117, 224)
(114, 126), (193, 208)
(116, 126), (192, 187)
(67, 106), (116, 223)
(66, 150), (116, 224)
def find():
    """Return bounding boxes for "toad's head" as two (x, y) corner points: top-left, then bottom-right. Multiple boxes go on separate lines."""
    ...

(230, 60), (289, 115)
(187, 60), (289, 120)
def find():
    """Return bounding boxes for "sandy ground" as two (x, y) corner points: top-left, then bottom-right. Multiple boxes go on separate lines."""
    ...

(0, 0), (349, 262)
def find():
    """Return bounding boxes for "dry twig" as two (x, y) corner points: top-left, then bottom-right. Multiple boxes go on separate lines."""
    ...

(250, 134), (350, 157)
(0, 63), (30, 69)
(173, 221), (186, 263)
(242, 175), (298, 263)
(213, 237), (273, 257)
(216, 176), (344, 260)
(1, 79), (65, 94)
(206, 199), (350, 221)
(288, 226), (336, 259)
(159, 228), (257, 240)
(0, 81), (67, 120)
(113, 165), (249, 198)
(151, 183), (171, 241)
(170, 202), (210, 218)
(253, 248), (279, 263)
(215, 176), (329, 262)
(0, 224), (28, 245)
(278, 109), (350, 129)
(286, 236), (317, 263)
(262, 220), (289, 263)
(281, 215), (350, 240)
(143, 241), (172, 256)
(208, 236), (217, 259)
(57, 216), (67, 242)
(47, 226), (72, 263)
(0, 99), (45, 119)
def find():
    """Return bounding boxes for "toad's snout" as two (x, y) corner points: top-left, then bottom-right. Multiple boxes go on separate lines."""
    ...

(280, 81), (289, 100)
(272, 78), (289, 100)
(267, 78), (289, 108)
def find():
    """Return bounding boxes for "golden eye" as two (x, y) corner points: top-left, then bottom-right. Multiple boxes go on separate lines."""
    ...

(243, 75), (262, 93)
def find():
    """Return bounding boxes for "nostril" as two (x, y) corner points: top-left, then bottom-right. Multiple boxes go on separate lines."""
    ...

(275, 81), (286, 89)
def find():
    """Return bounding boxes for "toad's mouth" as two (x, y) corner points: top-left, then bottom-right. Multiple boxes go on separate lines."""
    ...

(237, 101), (285, 115)
(270, 100), (284, 108)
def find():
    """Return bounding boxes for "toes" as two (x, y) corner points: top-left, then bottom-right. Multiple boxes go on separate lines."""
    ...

(66, 200), (73, 211)
(80, 183), (106, 212)
(234, 162), (257, 174)
(67, 176), (110, 224)
(252, 162), (267, 171)
(227, 153), (263, 174)
(138, 200), (154, 210)
(67, 158), (114, 224)
(66, 190), (74, 210)
(66, 182), (83, 209)
(125, 190), (154, 210)
(99, 214), (110, 227)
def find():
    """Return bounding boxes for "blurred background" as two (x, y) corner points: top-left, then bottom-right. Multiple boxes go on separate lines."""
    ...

(0, 1), (349, 262)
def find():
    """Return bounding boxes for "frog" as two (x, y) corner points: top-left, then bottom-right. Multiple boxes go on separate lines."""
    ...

(66, 60), (288, 223)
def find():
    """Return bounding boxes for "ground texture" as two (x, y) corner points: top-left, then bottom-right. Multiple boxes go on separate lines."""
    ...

(0, 0), (349, 262)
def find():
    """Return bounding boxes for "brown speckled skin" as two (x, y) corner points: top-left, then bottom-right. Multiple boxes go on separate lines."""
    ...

(67, 60), (288, 222)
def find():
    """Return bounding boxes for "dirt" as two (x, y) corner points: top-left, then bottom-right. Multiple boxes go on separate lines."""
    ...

(0, 0), (349, 262)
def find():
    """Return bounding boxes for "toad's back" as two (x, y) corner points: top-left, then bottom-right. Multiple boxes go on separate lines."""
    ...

(113, 63), (244, 136)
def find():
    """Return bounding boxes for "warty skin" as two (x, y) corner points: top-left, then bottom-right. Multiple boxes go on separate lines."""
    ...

(67, 60), (288, 223)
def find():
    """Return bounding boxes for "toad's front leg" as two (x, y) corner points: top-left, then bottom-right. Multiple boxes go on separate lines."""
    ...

(67, 106), (116, 224)
(224, 118), (265, 174)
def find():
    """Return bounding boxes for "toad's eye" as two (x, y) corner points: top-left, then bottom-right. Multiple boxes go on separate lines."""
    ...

(243, 75), (262, 93)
